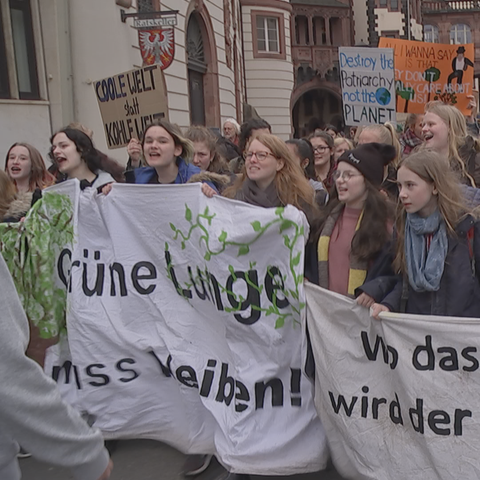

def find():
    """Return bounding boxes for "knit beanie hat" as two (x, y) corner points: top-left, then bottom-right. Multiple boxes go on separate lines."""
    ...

(337, 142), (396, 187)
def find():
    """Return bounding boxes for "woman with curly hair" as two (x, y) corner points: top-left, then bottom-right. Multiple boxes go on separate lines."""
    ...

(50, 128), (115, 191)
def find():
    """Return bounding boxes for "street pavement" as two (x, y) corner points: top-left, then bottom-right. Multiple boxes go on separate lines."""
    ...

(20, 439), (347, 480)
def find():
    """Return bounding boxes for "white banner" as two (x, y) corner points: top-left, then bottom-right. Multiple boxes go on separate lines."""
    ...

(306, 283), (480, 480)
(43, 182), (328, 475)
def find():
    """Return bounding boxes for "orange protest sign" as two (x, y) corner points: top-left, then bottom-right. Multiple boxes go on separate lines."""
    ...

(378, 38), (475, 114)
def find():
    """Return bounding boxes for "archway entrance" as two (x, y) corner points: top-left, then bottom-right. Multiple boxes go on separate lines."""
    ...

(187, 12), (207, 125)
(292, 88), (342, 138)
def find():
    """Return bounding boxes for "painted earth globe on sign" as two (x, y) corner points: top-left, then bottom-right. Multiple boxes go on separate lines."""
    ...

(375, 88), (391, 106)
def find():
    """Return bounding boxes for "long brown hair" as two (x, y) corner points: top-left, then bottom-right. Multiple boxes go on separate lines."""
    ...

(0, 171), (17, 220)
(5, 143), (55, 191)
(185, 126), (229, 174)
(393, 150), (467, 274)
(223, 133), (317, 212)
(313, 180), (394, 261)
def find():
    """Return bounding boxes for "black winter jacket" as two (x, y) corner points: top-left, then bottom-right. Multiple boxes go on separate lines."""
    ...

(359, 215), (480, 317)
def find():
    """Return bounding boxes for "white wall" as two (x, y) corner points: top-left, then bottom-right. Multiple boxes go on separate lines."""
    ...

(68, 0), (139, 163)
(375, 8), (405, 36)
(352, 0), (369, 45)
(0, 102), (52, 169)
(242, 3), (294, 138)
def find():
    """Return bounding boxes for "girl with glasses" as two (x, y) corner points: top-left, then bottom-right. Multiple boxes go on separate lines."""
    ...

(307, 131), (335, 189)
(305, 143), (396, 297)
(201, 134), (317, 222)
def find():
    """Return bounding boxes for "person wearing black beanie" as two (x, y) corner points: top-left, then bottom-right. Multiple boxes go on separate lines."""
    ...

(305, 142), (396, 298)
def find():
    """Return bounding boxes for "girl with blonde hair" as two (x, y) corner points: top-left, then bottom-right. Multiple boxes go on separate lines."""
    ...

(423, 100), (480, 186)
(333, 137), (354, 163)
(366, 150), (480, 318)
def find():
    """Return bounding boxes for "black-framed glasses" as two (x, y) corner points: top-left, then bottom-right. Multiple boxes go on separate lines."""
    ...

(313, 146), (330, 153)
(332, 170), (363, 182)
(244, 151), (276, 161)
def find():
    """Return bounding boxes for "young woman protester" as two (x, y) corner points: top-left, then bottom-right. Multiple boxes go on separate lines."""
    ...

(423, 100), (480, 187)
(185, 126), (234, 192)
(308, 131), (335, 190)
(399, 113), (424, 156)
(285, 138), (328, 206)
(305, 143), (396, 295)
(333, 137), (354, 163)
(50, 128), (116, 191)
(202, 133), (318, 220)
(363, 150), (480, 318)
(5, 143), (55, 194)
(120, 120), (216, 194)
(357, 122), (401, 197)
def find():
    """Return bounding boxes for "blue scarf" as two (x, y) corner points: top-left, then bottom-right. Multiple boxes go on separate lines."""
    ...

(405, 210), (448, 292)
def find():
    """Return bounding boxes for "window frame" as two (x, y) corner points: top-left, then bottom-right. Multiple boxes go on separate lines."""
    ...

(0, 5), (10, 98)
(9, 0), (39, 100)
(251, 10), (286, 60)
(450, 23), (471, 45)
(424, 24), (439, 43)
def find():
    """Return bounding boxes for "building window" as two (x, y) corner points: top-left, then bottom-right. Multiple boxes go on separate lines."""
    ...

(1, 0), (39, 100)
(450, 24), (471, 44)
(256, 16), (279, 53)
(251, 10), (286, 60)
(379, 0), (387, 7)
(390, 0), (398, 11)
(424, 24), (439, 43)
(137, 0), (154, 11)
(0, 7), (10, 98)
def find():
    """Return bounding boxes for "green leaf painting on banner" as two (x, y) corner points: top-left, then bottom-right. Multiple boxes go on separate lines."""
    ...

(169, 204), (307, 328)
(0, 193), (74, 338)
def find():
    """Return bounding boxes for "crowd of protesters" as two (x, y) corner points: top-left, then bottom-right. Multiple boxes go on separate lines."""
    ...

(1, 99), (480, 480)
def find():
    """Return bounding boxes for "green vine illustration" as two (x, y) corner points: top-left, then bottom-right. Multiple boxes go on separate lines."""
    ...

(167, 205), (306, 328)
(0, 193), (74, 338)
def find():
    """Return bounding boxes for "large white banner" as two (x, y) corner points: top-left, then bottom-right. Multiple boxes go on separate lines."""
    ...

(40, 182), (328, 475)
(306, 283), (480, 480)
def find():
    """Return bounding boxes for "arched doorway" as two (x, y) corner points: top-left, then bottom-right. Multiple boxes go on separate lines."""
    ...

(186, 13), (207, 125)
(292, 88), (342, 138)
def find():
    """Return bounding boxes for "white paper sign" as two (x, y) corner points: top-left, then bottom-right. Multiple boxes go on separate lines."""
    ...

(339, 47), (396, 126)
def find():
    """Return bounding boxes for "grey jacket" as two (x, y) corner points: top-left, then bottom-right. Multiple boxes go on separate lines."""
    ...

(0, 255), (109, 480)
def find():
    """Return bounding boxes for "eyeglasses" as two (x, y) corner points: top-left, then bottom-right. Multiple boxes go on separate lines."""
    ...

(313, 146), (330, 153)
(332, 170), (363, 182)
(244, 151), (276, 161)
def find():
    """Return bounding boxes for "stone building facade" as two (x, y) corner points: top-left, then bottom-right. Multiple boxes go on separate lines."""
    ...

(0, 0), (294, 165)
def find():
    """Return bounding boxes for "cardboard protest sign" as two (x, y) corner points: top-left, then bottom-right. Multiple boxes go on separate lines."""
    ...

(6, 182), (328, 475)
(339, 47), (396, 126)
(379, 38), (475, 114)
(93, 65), (168, 149)
(306, 283), (480, 480)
